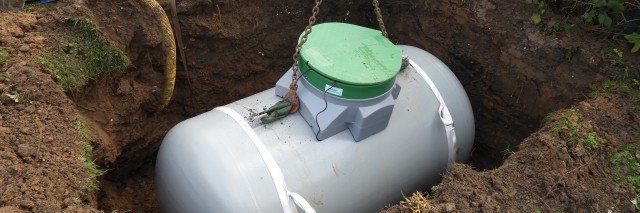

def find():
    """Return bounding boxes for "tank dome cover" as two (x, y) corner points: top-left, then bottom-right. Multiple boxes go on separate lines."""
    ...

(299, 23), (403, 100)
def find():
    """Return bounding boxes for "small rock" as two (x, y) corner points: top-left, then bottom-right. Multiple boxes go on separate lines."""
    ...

(18, 199), (34, 210)
(20, 127), (31, 135)
(35, 18), (47, 26)
(0, 93), (12, 104)
(25, 105), (35, 114)
(0, 206), (23, 212)
(117, 79), (134, 95)
(445, 203), (456, 212)
(27, 35), (46, 44)
(17, 144), (35, 158)
(18, 45), (30, 52)
(0, 126), (10, 133)
(0, 149), (16, 160)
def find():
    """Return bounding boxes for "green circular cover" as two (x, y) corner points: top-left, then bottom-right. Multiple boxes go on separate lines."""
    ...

(299, 23), (402, 99)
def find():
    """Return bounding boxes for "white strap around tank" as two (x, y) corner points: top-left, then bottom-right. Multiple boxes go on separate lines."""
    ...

(407, 58), (458, 168)
(215, 107), (316, 213)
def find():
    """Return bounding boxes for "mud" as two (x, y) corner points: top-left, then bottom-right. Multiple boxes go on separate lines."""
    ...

(1, 0), (638, 212)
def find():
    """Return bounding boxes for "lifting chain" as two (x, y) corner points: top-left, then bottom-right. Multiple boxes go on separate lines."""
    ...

(290, 0), (323, 90)
(372, 0), (388, 38)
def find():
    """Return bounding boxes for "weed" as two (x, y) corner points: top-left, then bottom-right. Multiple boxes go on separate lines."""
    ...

(546, 20), (575, 35)
(552, 109), (606, 149)
(40, 18), (130, 92)
(589, 79), (640, 102)
(4, 72), (12, 82)
(501, 147), (517, 159)
(429, 185), (441, 200)
(6, 92), (20, 103)
(600, 48), (625, 67)
(590, 80), (619, 98)
(626, 33), (640, 53)
(0, 47), (15, 67)
(76, 116), (105, 192)
(528, 0), (547, 24)
(610, 142), (640, 193)
(0, 51), (8, 67)
(552, 109), (583, 140)
(529, 0), (640, 53)
(582, 131), (605, 149)
(399, 191), (436, 213)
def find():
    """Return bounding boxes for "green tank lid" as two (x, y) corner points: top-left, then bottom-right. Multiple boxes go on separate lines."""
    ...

(299, 23), (402, 100)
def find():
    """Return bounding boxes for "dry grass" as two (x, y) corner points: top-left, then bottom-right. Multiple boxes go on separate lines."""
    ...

(399, 191), (438, 213)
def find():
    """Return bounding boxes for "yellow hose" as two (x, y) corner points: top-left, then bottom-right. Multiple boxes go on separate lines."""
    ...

(139, 0), (176, 111)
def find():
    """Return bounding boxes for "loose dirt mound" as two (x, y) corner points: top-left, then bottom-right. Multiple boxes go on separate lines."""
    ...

(383, 92), (640, 212)
(1, 0), (639, 212)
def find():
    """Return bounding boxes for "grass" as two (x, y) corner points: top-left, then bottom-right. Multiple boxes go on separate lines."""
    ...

(0, 47), (15, 67)
(590, 79), (640, 205)
(40, 18), (130, 92)
(0, 51), (8, 67)
(429, 184), (441, 200)
(76, 116), (105, 192)
(590, 79), (640, 103)
(582, 131), (605, 149)
(611, 142), (640, 194)
(610, 126), (640, 195)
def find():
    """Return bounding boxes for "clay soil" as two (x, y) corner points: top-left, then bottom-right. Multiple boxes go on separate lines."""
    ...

(1, 0), (639, 212)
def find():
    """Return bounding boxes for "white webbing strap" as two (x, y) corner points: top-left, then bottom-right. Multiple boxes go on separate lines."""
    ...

(408, 59), (457, 168)
(215, 107), (316, 213)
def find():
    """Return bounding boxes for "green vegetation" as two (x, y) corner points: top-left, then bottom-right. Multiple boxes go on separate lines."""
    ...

(6, 93), (20, 103)
(582, 131), (605, 149)
(527, 0), (640, 53)
(601, 48), (626, 67)
(422, 0), (428, 10)
(529, 0), (546, 24)
(41, 18), (130, 92)
(76, 116), (105, 192)
(611, 139), (640, 193)
(0, 51), (8, 67)
(590, 79), (640, 203)
(552, 109), (606, 149)
(0, 47), (15, 67)
(590, 79), (640, 102)
(580, 0), (626, 27)
(626, 32), (640, 53)
(429, 184), (441, 200)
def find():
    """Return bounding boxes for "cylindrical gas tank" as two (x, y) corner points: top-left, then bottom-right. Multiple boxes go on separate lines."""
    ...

(156, 45), (474, 213)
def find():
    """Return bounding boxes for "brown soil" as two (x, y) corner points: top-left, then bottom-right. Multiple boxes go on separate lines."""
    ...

(0, 0), (638, 212)
(382, 92), (640, 212)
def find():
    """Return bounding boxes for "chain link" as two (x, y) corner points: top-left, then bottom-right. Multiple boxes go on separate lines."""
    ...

(291, 0), (323, 90)
(372, 0), (388, 38)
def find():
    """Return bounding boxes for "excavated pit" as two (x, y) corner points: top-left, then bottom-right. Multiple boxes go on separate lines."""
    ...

(78, 0), (606, 211)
